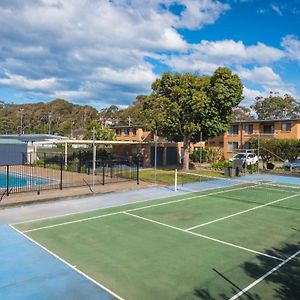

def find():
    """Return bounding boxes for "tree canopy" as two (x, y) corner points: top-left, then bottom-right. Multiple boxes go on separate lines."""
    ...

(84, 121), (116, 141)
(0, 99), (98, 136)
(251, 92), (300, 120)
(98, 95), (147, 126)
(233, 105), (254, 121)
(143, 67), (243, 169)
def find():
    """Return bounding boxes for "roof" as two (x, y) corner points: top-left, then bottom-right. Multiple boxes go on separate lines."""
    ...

(0, 134), (68, 142)
(0, 139), (25, 144)
(232, 118), (300, 124)
(110, 125), (144, 129)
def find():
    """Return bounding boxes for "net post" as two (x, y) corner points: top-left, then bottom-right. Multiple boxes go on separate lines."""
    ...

(174, 169), (178, 192)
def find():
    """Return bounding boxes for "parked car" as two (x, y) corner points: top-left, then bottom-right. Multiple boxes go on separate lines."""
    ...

(282, 159), (300, 170)
(229, 153), (258, 167)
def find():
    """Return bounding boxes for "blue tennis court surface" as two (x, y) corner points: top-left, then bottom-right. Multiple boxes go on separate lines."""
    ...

(0, 224), (116, 300)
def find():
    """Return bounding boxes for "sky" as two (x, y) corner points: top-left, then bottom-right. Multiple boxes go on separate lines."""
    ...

(0, 0), (300, 109)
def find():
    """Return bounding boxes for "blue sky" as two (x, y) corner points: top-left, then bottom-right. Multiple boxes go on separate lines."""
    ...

(0, 0), (299, 109)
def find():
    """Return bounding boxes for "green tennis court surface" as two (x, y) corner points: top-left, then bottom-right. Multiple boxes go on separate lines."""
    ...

(14, 178), (300, 300)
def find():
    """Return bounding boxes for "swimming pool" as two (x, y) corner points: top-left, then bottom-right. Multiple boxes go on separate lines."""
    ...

(0, 171), (54, 189)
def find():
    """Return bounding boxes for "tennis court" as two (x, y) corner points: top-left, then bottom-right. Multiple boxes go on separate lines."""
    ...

(12, 173), (300, 300)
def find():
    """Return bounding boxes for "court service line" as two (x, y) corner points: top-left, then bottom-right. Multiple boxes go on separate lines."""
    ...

(9, 224), (125, 300)
(23, 184), (256, 233)
(123, 212), (284, 262)
(186, 192), (300, 231)
(228, 249), (300, 300)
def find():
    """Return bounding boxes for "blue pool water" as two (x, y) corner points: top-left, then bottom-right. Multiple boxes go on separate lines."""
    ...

(0, 171), (54, 189)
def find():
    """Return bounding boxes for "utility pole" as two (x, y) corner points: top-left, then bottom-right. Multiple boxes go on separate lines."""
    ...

(48, 112), (52, 135)
(257, 134), (260, 174)
(19, 108), (24, 135)
(128, 116), (131, 126)
(154, 129), (157, 184)
(92, 127), (96, 189)
(199, 132), (203, 168)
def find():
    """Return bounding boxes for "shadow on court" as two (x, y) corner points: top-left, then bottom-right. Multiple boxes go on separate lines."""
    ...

(184, 242), (300, 300)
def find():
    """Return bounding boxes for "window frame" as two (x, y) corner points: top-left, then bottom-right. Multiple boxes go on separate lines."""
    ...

(229, 125), (239, 135)
(228, 141), (238, 151)
(281, 122), (291, 132)
(244, 124), (253, 134)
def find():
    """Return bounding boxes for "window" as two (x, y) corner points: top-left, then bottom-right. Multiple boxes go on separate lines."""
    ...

(124, 128), (130, 136)
(244, 124), (253, 134)
(228, 141), (238, 151)
(116, 129), (121, 136)
(262, 124), (274, 134)
(229, 125), (239, 135)
(132, 128), (137, 135)
(281, 122), (291, 132)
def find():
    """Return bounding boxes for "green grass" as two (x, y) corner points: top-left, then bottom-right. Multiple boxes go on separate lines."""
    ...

(15, 182), (300, 300)
(138, 168), (225, 185)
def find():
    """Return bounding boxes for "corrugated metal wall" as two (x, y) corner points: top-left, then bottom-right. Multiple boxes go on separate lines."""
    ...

(0, 143), (27, 166)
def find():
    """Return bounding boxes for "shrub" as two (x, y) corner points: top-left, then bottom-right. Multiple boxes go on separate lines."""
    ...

(190, 148), (208, 162)
(206, 147), (224, 163)
(212, 161), (232, 170)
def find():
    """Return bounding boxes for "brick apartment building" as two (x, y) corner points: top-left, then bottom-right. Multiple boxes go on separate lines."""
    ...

(111, 119), (300, 165)
(207, 119), (300, 159)
(111, 125), (203, 167)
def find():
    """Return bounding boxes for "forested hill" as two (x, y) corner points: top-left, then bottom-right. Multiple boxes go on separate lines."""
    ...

(0, 99), (98, 136)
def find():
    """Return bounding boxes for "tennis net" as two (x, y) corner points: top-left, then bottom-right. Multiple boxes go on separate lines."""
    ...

(175, 171), (300, 211)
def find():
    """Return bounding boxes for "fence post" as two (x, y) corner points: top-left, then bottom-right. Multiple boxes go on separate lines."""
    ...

(43, 152), (46, 168)
(137, 159), (140, 185)
(102, 159), (105, 186)
(6, 165), (9, 196)
(60, 156), (63, 190)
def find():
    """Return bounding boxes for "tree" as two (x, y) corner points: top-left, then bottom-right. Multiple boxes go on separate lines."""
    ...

(251, 138), (300, 170)
(117, 95), (148, 126)
(251, 138), (277, 168)
(276, 139), (300, 171)
(0, 117), (17, 134)
(233, 105), (254, 121)
(84, 121), (116, 141)
(251, 92), (300, 120)
(144, 67), (243, 170)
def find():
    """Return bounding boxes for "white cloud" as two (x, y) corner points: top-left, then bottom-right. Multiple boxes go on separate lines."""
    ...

(164, 40), (284, 74)
(89, 65), (156, 87)
(237, 66), (282, 86)
(0, 72), (58, 90)
(174, 0), (230, 29)
(271, 4), (283, 16)
(243, 86), (264, 100)
(281, 35), (300, 62)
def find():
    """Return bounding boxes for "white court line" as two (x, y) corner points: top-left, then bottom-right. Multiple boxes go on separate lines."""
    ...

(186, 192), (300, 231)
(23, 184), (256, 233)
(9, 224), (124, 300)
(123, 212), (284, 262)
(228, 249), (300, 300)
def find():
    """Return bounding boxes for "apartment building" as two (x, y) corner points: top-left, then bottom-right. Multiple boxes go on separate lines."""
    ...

(111, 125), (204, 167)
(207, 119), (300, 159)
(112, 125), (152, 142)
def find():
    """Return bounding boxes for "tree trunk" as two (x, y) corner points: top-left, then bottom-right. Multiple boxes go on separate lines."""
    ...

(182, 134), (191, 170)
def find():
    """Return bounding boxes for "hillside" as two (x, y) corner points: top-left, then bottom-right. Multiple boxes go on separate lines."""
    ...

(0, 99), (98, 136)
